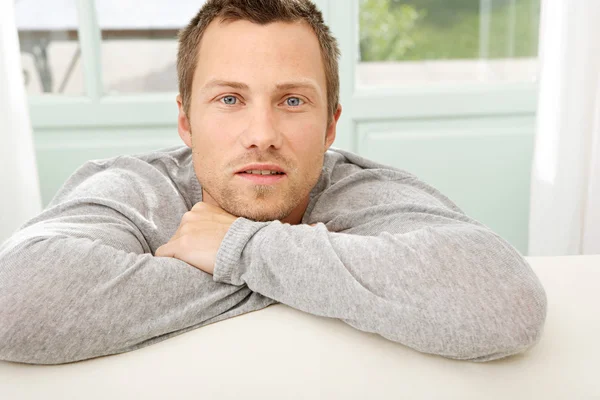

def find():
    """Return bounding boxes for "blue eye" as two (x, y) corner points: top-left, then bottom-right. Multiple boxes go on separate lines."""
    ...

(221, 96), (237, 105)
(286, 97), (303, 107)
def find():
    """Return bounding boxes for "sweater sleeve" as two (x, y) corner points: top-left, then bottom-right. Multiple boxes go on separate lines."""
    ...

(212, 174), (548, 363)
(0, 157), (275, 365)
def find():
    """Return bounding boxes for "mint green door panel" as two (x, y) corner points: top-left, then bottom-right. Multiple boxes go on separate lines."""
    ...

(356, 116), (535, 254)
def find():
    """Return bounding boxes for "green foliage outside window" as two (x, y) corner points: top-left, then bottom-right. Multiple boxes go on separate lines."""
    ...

(359, 0), (424, 61)
(359, 0), (541, 62)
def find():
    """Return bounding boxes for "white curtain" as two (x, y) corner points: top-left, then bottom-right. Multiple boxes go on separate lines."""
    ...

(0, 0), (42, 244)
(528, 0), (600, 256)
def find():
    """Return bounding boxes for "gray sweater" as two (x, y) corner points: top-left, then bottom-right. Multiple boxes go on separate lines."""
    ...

(0, 145), (547, 364)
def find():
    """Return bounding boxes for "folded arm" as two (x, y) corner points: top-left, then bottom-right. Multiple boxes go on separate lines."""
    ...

(0, 159), (274, 364)
(213, 195), (548, 362)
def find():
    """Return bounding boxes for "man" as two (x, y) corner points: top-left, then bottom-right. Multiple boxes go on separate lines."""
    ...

(0, 0), (547, 365)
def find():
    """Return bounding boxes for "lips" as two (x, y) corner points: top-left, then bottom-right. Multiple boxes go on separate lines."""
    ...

(236, 171), (286, 185)
(235, 163), (286, 174)
(234, 162), (288, 185)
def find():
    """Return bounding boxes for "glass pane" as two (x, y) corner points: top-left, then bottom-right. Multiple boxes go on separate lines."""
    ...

(15, 0), (84, 95)
(357, 0), (541, 87)
(98, 1), (205, 94)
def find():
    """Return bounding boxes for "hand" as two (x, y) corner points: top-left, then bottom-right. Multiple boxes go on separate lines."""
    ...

(155, 202), (238, 275)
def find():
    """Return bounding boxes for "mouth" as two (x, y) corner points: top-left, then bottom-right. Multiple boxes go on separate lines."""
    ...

(236, 171), (287, 185)
(234, 163), (287, 185)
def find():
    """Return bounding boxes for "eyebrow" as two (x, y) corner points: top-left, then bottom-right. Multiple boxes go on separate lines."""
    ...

(275, 81), (320, 94)
(200, 79), (249, 92)
(200, 79), (320, 95)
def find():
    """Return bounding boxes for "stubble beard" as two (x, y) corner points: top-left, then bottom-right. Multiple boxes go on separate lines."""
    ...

(190, 133), (325, 222)
(203, 174), (306, 222)
(200, 155), (323, 222)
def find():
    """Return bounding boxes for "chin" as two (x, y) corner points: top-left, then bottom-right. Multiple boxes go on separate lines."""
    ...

(228, 201), (291, 223)
(244, 215), (280, 223)
(239, 208), (288, 223)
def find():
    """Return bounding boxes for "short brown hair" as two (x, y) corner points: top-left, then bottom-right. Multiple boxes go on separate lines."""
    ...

(177, 0), (340, 123)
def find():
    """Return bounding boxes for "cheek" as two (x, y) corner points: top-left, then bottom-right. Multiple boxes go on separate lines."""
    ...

(284, 120), (327, 179)
(190, 122), (225, 177)
(193, 110), (242, 150)
(283, 117), (327, 149)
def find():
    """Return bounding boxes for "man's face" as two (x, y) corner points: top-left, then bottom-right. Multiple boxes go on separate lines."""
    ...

(177, 18), (341, 223)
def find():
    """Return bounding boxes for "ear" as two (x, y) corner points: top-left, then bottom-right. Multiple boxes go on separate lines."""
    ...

(324, 104), (342, 150)
(176, 94), (192, 148)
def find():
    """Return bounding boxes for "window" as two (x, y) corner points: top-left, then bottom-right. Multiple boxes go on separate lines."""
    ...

(98, 1), (204, 94)
(16, 0), (84, 95)
(357, 0), (541, 87)
(15, 0), (206, 96)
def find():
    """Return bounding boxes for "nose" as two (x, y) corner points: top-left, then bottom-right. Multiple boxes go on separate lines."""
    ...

(239, 103), (283, 151)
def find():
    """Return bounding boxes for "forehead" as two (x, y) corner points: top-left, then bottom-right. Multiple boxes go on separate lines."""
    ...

(193, 18), (327, 93)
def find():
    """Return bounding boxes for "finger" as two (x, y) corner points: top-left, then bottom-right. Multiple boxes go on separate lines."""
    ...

(155, 241), (177, 258)
(192, 202), (220, 213)
(170, 216), (197, 242)
(170, 225), (185, 242)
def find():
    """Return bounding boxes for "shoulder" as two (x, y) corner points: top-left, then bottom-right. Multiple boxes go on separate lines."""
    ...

(308, 147), (466, 217)
(323, 147), (418, 183)
(84, 145), (194, 178)
(46, 145), (200, 210)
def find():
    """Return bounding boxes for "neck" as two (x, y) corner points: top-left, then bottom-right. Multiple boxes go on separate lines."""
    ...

(280, 195), (311, 225)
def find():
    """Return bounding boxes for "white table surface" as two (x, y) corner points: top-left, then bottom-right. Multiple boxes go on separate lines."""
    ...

(1, 255), (599, 399)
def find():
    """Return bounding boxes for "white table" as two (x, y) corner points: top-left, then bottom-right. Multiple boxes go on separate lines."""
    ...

(1, 255), (598, 399)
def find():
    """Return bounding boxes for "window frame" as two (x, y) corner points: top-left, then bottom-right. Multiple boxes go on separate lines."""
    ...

(26, 0), (538, 144)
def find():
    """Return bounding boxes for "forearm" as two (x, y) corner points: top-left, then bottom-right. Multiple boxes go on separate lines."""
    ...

(214, 218), (548, 361)
(0, 232), (273, 365)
